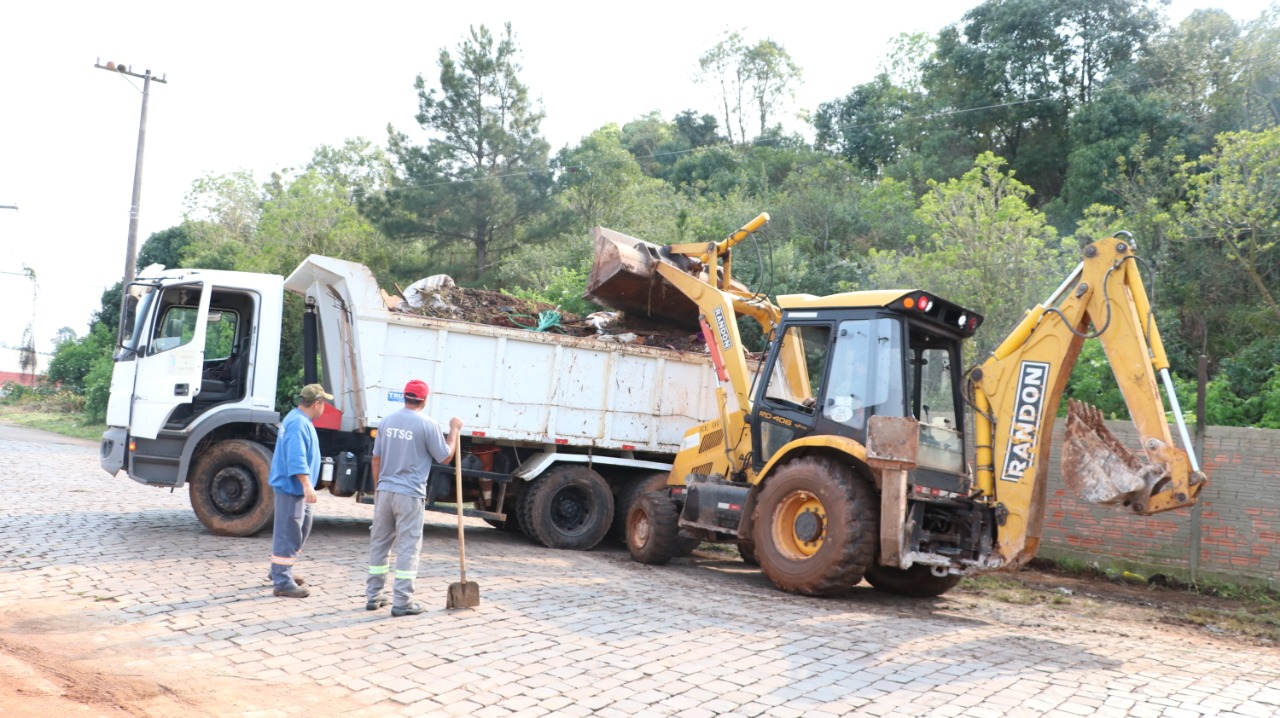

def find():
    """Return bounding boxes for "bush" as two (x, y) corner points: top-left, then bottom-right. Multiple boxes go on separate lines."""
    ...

(0, 381), (30, 404)
(83, 351), (116, 423)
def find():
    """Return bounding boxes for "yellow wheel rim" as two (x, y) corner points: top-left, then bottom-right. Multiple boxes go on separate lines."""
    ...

(770, 490), (826, 559)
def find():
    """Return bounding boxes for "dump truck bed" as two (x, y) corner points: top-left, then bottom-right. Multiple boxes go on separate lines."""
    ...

(285, 255), (720, 453)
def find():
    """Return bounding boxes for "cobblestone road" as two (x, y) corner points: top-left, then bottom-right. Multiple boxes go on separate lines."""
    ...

(2, 429), (1278, 717)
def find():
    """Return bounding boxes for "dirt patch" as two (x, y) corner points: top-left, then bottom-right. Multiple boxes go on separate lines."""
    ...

(690, 545), (1279, 648)
(397, 285), (707, 352)
(952, 560), (1280, 647)
(0, 602), (366, 717)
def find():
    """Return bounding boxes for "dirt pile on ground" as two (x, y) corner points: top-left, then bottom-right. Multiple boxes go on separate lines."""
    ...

(394, 284), (706, 353)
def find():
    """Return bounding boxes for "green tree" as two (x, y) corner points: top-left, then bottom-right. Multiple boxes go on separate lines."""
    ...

(699, 30), (748, 145)
(812, 74), (920, 174)
(743, 39), (802, 137)
(672, 110), (721, 149)
(363, 23), (552, 280)
(136, 223), (198, 270)
(698, 32), (802, 143)
(868, 153), (1069, 357)
(1185, 126), (1280, 323)
(920, 0), (1160, 201)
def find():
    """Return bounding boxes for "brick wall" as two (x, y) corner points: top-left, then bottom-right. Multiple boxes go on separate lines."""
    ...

(1036, 420), (1280, 588)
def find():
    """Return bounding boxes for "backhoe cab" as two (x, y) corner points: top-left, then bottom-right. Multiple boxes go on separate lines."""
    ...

(589, 215), (1206, 598)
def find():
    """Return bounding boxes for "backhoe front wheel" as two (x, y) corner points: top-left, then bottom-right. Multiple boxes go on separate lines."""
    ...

(626, 491), (680, 565)
(752, 456), (876, 596)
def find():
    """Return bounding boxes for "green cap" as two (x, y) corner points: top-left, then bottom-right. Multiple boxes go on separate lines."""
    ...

(298, 383), (334, 402)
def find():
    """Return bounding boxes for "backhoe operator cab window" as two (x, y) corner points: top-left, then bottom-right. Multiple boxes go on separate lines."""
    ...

(907, 326), (965, 474)
(763, 324), (830, 412)
(824, 318), (904, 430)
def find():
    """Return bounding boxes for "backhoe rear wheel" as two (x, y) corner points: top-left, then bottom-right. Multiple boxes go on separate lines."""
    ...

(626, 491), (680, 565)
(752, 456), (876, 596)
(523, 466), (613, 550)
(188, 439), (275, 537)
(863, 563), (962, 598)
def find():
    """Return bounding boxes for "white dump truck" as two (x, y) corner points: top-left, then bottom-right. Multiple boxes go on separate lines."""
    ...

(99, 255), (720, 550)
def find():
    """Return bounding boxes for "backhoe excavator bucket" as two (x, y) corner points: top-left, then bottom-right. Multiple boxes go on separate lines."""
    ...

(1061, 399), (1166, 506)
(585, 227), (700, 329)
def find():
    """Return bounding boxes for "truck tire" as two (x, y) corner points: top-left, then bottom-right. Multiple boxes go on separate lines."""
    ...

(864, 563), (962, 598)
(751, 456), (876, 596)
(627, 491), (680, 565)
(188, 439), (275, 537)
(515, 488), (537, 541)
(523, 466), (613, 550)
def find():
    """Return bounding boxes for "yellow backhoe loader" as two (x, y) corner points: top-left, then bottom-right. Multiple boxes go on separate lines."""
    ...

(588, 213), (1206, 597)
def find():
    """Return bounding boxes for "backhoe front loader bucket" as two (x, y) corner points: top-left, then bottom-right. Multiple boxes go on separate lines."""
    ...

(585, 227), (700, 329)
(1062, 399), (1170, 507)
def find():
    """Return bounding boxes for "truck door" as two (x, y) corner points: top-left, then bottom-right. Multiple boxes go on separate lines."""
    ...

(129, 281), (212, 440)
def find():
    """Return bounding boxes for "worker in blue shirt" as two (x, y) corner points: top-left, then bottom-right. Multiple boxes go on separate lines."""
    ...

(268, 383), (332, 598)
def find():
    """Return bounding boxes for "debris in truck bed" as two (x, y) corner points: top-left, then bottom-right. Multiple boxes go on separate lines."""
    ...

(392, 282), (706, 353)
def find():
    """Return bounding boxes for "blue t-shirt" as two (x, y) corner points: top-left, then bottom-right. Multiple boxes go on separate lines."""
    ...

(372, 408), (450, 499)
(269, 408), (321, 495)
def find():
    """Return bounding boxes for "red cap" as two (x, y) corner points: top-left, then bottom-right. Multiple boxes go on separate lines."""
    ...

(403, 379), (429, 401)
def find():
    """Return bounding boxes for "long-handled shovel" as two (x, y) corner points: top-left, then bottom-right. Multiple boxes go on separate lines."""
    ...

(446, 448), (480, 609)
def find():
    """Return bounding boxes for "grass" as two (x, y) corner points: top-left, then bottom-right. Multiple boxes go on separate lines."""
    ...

(960, 574), (1062, 605)
(991, 558), (1280, 644)
(0, 405), (106, 441)
(1182, 604), (1280, 643)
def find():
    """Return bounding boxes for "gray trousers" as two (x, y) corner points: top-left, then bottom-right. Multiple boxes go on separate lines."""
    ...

(366, 490), (426, 608)
(270, 489), (314, 589)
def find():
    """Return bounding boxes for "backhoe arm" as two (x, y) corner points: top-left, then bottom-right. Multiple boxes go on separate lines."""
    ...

(969, 235), (1207, 568)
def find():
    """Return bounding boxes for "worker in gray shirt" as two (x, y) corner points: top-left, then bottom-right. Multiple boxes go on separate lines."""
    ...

(366, 379), (462, 616)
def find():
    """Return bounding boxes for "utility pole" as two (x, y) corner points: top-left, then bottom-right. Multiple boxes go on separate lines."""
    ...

(95, 59), (167, 286)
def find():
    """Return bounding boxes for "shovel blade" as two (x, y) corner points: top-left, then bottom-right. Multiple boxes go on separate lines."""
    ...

(446, 581), (480, 609)
(1061, 399), (1162, 505)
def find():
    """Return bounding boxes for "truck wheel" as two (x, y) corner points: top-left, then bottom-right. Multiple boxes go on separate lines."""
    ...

(515, 487), (537, 541)
(524, 466), (613, 550)
(611, 471), (670, 542)
(737, 540), (759, 566)
(188, 439), (275, 537)
(627, 491), (681, 564)
(864, 563), (962, 598)
(752, 456), (876, 596)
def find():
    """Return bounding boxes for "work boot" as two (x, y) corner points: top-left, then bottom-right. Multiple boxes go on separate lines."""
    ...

(366, 594), (391, 611)
(273, 584), (311, 598)
(391, 602), (426, 617)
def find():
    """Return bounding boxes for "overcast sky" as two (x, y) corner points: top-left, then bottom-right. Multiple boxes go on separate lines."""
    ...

(1, 0), (1275, 353)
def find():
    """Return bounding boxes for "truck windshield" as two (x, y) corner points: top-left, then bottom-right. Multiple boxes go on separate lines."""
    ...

(117, 283), (158, 360)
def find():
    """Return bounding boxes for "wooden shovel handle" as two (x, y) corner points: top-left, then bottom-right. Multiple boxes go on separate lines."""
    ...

(454, 448), (466, 583)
